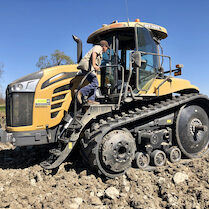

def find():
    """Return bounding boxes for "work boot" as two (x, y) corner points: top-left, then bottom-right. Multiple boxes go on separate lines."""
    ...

(87, 100), (100, 105)
(77, 91), (82, 104)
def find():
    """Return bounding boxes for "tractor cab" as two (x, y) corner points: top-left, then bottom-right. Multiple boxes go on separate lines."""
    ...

(86, 20), (168, 103)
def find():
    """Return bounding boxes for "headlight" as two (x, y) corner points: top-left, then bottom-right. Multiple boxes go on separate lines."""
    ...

(12, 84), (23, 91)
(8, 70), (43, 93)
(9, 79), (40, 93)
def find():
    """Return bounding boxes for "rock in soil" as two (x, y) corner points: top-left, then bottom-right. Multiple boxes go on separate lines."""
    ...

(105, 186), (119, 199)
(173, 172), (189, 184)
(0, 142), (209, 208)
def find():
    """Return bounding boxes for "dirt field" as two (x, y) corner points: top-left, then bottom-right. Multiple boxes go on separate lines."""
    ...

(0, 142), (208, 209)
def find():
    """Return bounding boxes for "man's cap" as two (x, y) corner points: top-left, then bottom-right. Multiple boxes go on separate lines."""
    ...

(100, 40), (110, 48)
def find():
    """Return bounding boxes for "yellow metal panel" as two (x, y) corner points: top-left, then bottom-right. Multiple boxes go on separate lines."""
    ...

(51, 99), (66, 105)
(8, 65), (102, 132)
(143, 78), (199, 96)
(8, 65), (77, 132)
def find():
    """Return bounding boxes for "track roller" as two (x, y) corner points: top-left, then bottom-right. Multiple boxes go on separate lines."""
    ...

(135, 152), (150, 169)
(151, 150), (166, 167)
(166, 147), (181, 163)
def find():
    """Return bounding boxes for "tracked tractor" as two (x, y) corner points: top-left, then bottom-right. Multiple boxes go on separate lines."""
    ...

(1, 19), (209, 178)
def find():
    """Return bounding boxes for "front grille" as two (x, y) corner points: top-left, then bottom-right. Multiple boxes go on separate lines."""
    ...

(50, 84), (71, 119)
(53, 84), (71, 94)
(51, 111), (59, 118)
(6, 92), (34, 127)
(51, 102), (63, 110)
(52, 94), (66, 102)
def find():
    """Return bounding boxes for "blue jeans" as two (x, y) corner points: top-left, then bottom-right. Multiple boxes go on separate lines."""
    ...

(80, 70), (98, 101)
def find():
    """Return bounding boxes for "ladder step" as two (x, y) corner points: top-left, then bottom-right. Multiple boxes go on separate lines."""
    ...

(40, 161), (51, 168)
(49, 149), (62, 157)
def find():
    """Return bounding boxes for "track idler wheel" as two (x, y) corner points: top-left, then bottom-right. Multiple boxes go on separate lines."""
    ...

(166, 147), (181, 163)
(135, 152), (150, 169)
(176, 105), (209, 158)
(151, 150), (166, 167)
(80, 129), (136, 178)
(100, 129), (136, 176)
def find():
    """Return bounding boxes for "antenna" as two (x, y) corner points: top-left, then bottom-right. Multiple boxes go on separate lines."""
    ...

(125, 0), (130, 25)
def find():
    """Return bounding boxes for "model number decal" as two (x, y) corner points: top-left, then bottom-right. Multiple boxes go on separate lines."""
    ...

(35, 99), (50, 106)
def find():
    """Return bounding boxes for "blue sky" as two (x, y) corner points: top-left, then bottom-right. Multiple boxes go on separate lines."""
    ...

(0, 0), (209, 96)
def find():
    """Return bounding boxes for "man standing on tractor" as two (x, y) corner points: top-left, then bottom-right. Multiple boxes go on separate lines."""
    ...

(77, 40), (109, 105)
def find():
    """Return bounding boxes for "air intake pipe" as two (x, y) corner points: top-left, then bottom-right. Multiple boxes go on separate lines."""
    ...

(72, 35), (82, 63)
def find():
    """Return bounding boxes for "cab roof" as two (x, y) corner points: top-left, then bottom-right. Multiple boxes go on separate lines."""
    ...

(87, 20), (168, 44)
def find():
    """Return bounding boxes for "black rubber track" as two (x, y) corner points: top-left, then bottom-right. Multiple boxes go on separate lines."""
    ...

(80, 93), (209, 178)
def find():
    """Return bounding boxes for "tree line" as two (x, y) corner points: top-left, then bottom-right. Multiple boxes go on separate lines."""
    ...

(36, 49), (74, 69)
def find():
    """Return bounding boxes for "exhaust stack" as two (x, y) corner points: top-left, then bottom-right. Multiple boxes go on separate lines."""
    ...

(72, 35), (82, 63)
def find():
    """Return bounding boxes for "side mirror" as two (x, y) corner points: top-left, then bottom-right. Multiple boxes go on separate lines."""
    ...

(131, 51), (142, 68)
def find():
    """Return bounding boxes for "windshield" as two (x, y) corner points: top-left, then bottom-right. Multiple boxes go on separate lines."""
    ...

(136, 27), (159, 90)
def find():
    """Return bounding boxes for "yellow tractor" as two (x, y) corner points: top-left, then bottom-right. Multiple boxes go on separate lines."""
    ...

(1, 19), (209, 178)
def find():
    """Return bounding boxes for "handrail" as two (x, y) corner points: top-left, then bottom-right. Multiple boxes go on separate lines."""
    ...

(132, 51), (172, 94)
(117, 65), (124, 109)
(139, 51), (172, 75)
(156, 76), (172, 96)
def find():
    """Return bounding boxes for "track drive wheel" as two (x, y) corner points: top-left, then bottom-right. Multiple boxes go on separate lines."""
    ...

(176, 104), (209, 158)
(81, 129), (136, 178)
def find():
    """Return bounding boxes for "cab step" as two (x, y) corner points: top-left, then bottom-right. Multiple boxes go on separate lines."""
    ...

(49, 148), (62, 157)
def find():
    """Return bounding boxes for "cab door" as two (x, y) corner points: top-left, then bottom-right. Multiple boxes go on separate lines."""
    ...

(135, 27), (160, 92)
